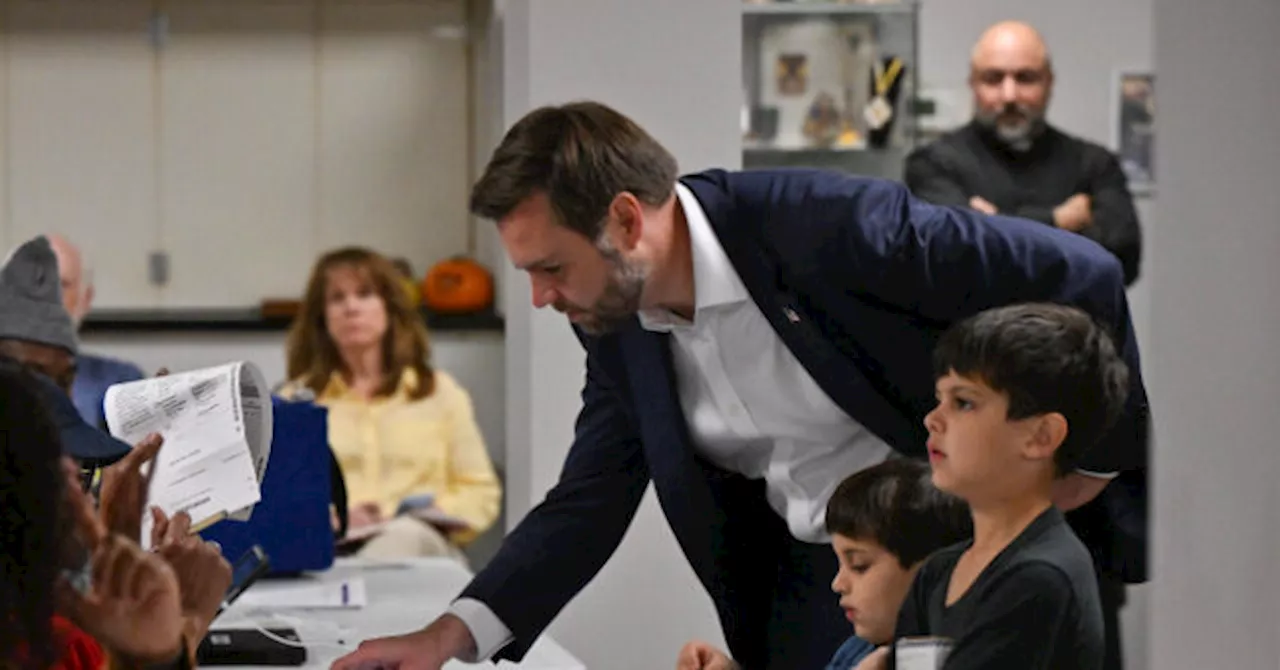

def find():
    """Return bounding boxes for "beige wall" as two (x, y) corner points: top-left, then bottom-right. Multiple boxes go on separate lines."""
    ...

(0, 0), (473, 309)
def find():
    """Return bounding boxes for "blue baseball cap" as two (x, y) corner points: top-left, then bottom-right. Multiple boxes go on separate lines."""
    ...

(30, 370), (132, 466)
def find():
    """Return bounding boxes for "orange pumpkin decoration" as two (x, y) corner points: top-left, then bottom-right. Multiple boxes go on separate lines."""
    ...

(420, 256), (495, 314)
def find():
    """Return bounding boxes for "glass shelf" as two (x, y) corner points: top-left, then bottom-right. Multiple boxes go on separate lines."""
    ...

(741, 1), (919, 180)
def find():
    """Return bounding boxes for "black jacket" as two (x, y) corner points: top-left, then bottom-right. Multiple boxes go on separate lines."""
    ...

(905, 122), (1143, 285)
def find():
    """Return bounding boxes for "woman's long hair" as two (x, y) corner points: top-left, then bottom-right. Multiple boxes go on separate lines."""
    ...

(285, 247), (435, 400)
(0, 357), (69, 670)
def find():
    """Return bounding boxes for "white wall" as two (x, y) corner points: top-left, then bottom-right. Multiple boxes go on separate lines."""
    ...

(1149, 1), (1280, 667)
(497, 1), (740, 668)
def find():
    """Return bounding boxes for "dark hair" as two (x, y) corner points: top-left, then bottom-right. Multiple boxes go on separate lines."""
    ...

(825, 459), (972, 568)
(0, 356), (68, 670)
(933, 303), (1130, 475)
(469, 101), (679, 242)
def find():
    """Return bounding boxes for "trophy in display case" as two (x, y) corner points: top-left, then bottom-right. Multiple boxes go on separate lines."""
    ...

(802, 91), (843, 146)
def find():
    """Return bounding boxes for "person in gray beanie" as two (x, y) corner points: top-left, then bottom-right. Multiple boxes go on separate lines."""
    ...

(0, 235), (132, 466)
(0, 235), (79, 386)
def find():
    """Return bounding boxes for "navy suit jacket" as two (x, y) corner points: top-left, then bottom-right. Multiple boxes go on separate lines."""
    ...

(461, 168), (1151, 663)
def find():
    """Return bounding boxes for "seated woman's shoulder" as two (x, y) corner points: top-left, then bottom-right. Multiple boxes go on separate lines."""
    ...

(420, 368), (468, 399)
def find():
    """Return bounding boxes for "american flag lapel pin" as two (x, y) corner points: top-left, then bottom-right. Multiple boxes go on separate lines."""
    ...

(783, 306), (801, 323)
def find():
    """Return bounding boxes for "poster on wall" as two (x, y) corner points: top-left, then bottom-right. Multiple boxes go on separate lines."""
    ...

(1113, 71), (1155, 194)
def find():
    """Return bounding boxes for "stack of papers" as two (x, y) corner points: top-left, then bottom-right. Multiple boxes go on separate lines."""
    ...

(104, 361), (273, 547)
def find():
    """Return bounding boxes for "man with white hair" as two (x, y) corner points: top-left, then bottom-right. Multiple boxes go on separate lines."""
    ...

(46, 234), (144, 429)
(904, 20), (1143, 287)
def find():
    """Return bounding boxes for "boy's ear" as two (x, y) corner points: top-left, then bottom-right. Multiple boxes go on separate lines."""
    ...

(1022, 412), (1068, 463)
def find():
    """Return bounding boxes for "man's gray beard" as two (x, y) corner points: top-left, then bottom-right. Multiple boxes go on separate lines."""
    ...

(976, 109), (1045, 152)
(573, 240), (647, 335)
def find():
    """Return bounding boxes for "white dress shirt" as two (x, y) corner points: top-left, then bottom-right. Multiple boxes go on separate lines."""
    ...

(635, 183), (894, 542)
(447, 183), (893, 661)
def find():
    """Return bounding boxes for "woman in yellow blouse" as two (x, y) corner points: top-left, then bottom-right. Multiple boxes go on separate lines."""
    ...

(279, 247), (500, 561)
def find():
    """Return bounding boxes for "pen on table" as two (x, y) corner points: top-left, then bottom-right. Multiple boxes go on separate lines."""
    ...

(341, 582), (349, 606)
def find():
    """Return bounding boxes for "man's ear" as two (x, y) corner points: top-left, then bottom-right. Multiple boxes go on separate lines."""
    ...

(607, 192), (645, 251)
(1023, 412), (1068, 463)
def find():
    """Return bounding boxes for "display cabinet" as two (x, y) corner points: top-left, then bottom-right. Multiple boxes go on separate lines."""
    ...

(741, 0), (920, 179)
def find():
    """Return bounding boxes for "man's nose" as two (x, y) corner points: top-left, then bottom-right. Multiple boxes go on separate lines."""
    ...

(1000, 77), (1019, 103)
(530, 277), (556, 309)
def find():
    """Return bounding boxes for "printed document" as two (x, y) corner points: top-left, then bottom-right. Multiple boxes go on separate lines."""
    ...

(104, 361), (273, 547)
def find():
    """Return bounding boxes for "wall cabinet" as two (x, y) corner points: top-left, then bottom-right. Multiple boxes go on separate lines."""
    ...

(0, 0), (472, 309)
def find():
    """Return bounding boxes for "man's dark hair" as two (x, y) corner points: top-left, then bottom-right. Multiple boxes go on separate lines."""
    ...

(933, 302), (1130, 475)
(825, 459), (972, 568)
(0, 355), (69, 670)
(469, 101), (679, 242)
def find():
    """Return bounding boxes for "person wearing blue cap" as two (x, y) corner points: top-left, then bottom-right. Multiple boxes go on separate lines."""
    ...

(0, 356), (190, 670)
(0, 354), (241, 670)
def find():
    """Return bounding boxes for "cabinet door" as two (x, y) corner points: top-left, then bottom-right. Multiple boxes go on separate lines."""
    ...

(316, 0), (470, 281)
(6, 0), (161, 308)
(158, 0), (317, 307)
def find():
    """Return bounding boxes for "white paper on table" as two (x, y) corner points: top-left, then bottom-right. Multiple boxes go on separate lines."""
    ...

(234, 577), (367, 610)
(103, 361), (273, 547)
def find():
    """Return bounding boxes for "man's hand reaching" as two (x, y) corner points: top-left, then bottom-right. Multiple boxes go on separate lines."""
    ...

(330, 614), (477, 670)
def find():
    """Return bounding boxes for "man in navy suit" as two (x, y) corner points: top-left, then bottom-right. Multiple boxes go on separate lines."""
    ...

(333, 102), (1148, 670)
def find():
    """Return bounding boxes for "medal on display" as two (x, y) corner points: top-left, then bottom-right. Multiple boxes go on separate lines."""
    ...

(863, 57), (903, 131)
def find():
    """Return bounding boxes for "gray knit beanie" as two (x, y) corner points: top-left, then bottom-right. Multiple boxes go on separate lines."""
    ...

(0, 235), (78, 354)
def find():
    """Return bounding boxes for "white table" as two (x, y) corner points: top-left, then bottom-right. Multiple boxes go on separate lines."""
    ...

(216, 557), (585, 670)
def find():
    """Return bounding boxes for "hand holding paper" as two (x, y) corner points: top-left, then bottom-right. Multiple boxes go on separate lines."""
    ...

(97, 432), (164, 543)
(103, 362), (273, 547)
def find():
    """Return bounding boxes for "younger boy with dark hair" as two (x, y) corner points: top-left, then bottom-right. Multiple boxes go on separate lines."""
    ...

(676, 459), (972, 670)
(878, 302), (1129, 670)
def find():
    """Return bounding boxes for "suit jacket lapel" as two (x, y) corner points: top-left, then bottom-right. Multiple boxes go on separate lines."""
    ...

(689, 178), (921, 453)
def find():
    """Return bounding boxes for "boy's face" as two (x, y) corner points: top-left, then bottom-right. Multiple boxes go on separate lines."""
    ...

(829, 534), (919, 645)
(923, 371), (1061, 500)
